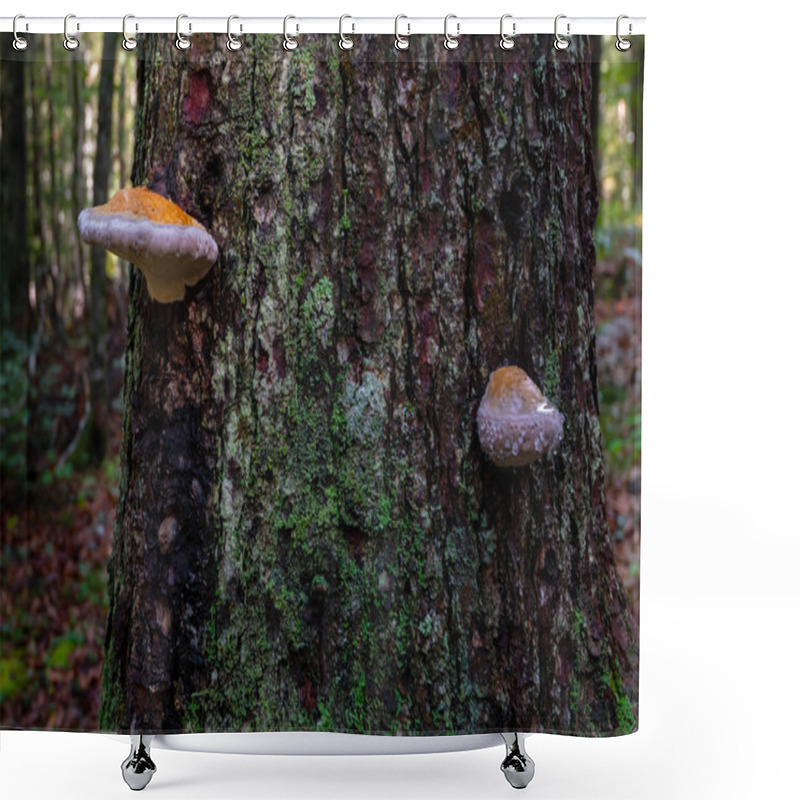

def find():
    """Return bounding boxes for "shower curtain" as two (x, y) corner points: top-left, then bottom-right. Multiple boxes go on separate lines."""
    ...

(0, 29), (643, 738)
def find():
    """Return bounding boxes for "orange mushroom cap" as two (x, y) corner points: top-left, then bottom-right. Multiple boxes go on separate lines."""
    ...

(476, 366), (564, 467)
(78, 187), (218, 303)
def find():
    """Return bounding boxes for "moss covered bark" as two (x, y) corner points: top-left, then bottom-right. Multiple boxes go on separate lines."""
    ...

(100, 33), (637, 736)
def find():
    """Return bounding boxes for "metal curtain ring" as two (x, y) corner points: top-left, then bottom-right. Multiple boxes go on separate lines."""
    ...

(227, 15), (242, 51)
(283, 15), (298, 51)
(394, 15), (410, 50)
(554, 14), (570, 51)
(175, 14), (191, 50)
(339, 15), (354, 50)
(64, 13), (79, 51)
(122, 14), (138, 51)
(500, 14), (516, 50)
(12, 14), (28, 51)
(444, 14), (460, 50)
(616, 15), (632, 51)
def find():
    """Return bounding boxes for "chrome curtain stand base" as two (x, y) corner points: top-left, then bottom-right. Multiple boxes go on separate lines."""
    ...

(118, 732), (533, 790)
(500, 732), (535, 789)
(121, 735), (157, 791)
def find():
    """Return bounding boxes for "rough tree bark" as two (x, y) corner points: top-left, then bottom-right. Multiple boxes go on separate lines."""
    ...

(101, 34), (637, 737)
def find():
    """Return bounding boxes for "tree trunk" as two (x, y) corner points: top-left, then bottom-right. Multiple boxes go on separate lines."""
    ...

(70, 55), (88, 310)
(43, 38), (64, 332)
(631, 41), (644, 213)
(101, 34), (637, 737)
(590, 37), (603, 189)
(27, 65), (47, 318)
(116, 53), (130, 190)
(0, 36), (30, 336)
(86, 33), (117, 465)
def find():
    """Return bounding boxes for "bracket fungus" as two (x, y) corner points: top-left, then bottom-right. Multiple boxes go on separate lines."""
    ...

(78, 187), (218, 303)
(477, 365), (564, 467)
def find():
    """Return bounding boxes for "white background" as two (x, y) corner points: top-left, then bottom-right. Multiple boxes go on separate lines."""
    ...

(3, 1), (799, 798)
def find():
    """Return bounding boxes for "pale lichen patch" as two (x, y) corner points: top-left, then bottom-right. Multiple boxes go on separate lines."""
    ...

(158, 517), (179, 555)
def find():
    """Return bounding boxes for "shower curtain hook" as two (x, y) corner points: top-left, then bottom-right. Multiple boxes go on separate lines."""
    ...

(283, 16), (299, 51)
(227, 15), (242, 51)
(12, 15), (28, 51)
(554, 14), (570, 51)
(443, 14), (460, 50)
(175, 14), (192, 50)
(499, 14), (516, 50)
(63, 13), (80, 51)
(339, 15), (355, 50)
(122, 15), (138, 51)
(615, 15), (632, 51)
(394, 15), (410, 50)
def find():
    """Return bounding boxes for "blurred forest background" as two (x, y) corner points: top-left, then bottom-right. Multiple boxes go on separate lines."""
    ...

(0, 35), (642, 729)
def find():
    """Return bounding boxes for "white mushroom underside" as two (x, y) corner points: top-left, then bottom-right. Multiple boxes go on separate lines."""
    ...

(477, 405), (564, 467)
(77, 209), (218, 302)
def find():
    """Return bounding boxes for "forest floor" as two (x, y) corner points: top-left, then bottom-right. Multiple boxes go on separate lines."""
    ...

(1, 328), (124, 729)
(1, 231), (641, 728)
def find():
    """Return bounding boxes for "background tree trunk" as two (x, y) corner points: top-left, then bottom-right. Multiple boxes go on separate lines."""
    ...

(27, 65), (47, 324)
(70, 55), (87, 308)
(86, 33), (117, 466)
(0, 36), (30, 336)
(101, 34), (637, 736)
(43, 38), (64, 333)
(116, 54), (130, 190)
